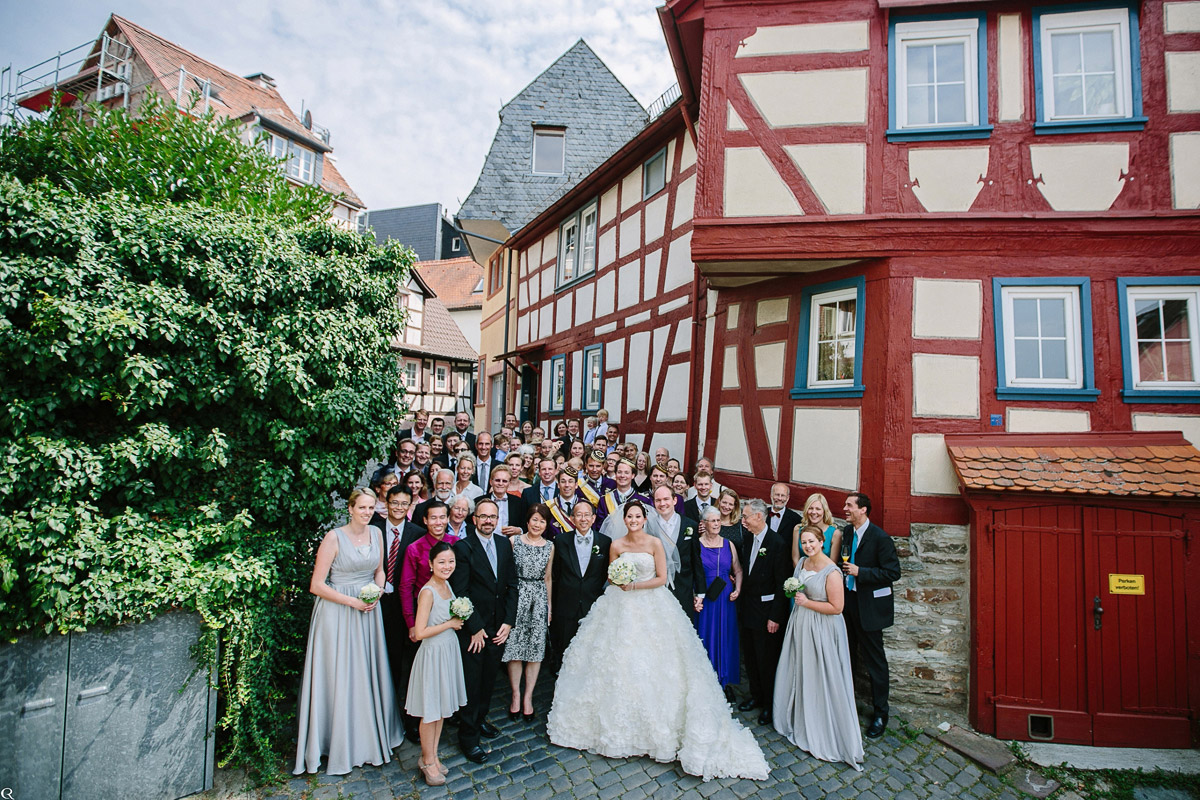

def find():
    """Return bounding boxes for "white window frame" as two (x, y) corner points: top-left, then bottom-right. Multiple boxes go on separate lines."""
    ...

(806, 286), (860, 388)
(287, 144), (315, 183)
(267, 133), (288, 161)
(556, 199), (598, 287)
(549, 355), (566, 413)
(1038, 7), (1133, 122)
(643, 147), (668, 198)
(894, 18), (981, 130)
(532, 127), (566, 176)
(403, 361), (419, 390)
(1123, 285), (1200, 389)
(999, 285), (1084, 389)
(434, 363), (449, 393)
(451, 238), (461, 252)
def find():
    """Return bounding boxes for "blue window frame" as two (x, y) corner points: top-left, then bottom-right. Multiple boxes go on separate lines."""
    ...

(581, 344), (604, 413)
(1032, 2), (1147, 134)
(887, 13), (992, 142)
(1117, 277), (1200, 403)
(992, 277), (1099, 401)
(791, 276), (866, 399)
(548, 354), (567, 414)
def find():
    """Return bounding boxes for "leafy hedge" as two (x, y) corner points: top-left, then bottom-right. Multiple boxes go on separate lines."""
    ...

(0, 96), (411, 773)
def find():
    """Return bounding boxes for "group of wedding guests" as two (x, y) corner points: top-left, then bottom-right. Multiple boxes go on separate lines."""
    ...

(293, 412), (901, 784)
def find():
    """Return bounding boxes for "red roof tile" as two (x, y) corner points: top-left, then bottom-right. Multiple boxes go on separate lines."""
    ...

(944, 431), (1200, 498)
(416, 257), (484, 311)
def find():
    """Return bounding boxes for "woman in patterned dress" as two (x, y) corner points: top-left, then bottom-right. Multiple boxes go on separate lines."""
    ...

(502, 503), (554, 720)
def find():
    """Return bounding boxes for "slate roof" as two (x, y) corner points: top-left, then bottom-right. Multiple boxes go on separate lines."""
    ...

(417, 257), (483, 311)
(93, 15), (363, 207)
(397, 295), (478, 363)
(457, 39), (648, 234)
(363, 204), (444, 261)
(944, 432), (1200, 498)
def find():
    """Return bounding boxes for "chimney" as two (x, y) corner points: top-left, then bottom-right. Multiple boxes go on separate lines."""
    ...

(244, 72), (276, 89)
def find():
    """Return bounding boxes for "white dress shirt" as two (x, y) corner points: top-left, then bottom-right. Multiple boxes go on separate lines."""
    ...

(574, 529), (593, 573)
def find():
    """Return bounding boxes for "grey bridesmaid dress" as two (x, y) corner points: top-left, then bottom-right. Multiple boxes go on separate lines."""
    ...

(405, 585), (468, 721)
(772, 559), (864, 770)
(294, 527), (403, 775)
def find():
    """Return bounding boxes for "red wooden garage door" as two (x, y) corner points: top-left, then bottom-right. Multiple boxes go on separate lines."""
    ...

(989, 504), (1190, 748)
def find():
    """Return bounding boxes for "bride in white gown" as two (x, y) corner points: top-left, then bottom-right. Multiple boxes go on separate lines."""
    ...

(548, 500), (769, 782)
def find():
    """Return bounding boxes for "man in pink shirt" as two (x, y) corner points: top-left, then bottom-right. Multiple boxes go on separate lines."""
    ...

(399, 501), (460, 633)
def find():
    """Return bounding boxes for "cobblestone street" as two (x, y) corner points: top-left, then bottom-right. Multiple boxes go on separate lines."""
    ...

(254, 672), (1027, 800)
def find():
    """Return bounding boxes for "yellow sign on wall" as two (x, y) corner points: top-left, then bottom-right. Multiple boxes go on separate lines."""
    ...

(1108, 574), (1145, 595)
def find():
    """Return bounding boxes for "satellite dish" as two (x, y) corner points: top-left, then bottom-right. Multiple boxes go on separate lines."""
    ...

(303, 110), (312, 129)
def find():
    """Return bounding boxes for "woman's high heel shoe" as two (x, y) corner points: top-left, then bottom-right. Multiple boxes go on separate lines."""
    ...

(508, 707), (520, 721)
(523, 709), (536, 723)
(419, 762), (445, 786)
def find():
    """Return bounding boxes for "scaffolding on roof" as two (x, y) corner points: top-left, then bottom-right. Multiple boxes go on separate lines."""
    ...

(1, 33), (134, 126)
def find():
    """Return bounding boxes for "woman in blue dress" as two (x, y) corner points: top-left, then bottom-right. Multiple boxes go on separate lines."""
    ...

(695, 506), (743, 703)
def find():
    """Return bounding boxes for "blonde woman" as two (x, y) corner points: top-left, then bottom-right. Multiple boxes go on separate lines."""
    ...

(717, 487), (745, 547)
(452, 453), (484, 503)
(791, 493), (842, 568)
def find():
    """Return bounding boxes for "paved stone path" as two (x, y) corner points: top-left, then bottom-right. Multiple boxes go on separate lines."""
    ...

(258, 671), (1029, 800)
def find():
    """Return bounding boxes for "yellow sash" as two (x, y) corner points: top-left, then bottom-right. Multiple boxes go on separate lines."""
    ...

(578, 480), (600, 506)
(547, 500), (573, 532)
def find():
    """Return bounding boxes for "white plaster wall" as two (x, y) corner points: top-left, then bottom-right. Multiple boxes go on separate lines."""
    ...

(727, 303), (740, 329)
(528, 272), (540, 305)
(541, 267), (554, 300)
(1165, 1), (1200, 31)
(595, 272), (615, 318)
(660, 363), (691, 421)
(619, 211), (642, 258)
(998, 14), (1025, 121)
(621, 167), (643, 213)
(909, 147), (989, 212)
(727, 103), (747, 131)
(755, 298), (789, 326)
(649, 432), (688, 464)
(598, 228), (616, 269)
(538, 304), (552, 341)
(913, 279), (982, 339)
(736, 21), (869, 56)
(530, 304), (539, 341)
(600, 185), (619, 226)
(912, 354), (980, 418)
(762, 406), (782, 469)
(698, 291), (718, 460)
(739, 69), (868, 127)
(792, 407), (860, 490)
(570, 351), (582, 412)
(680, 134), (697, 170)
(754, 341), (788, 388)
(644, 249), (661, 301)
(1132, 413), (1200, 448)
(595, 321), (617, 336)
(517, 312), (529, 346)
(519, 277), (529, 309)
(663, 231), (693, 291)
(531, 239), (543, 271)
(724, 147), (803, 217)
(618, 260), (640, 311)
(606, 338), (624, 371)
(673, 317), (692, 354)
(627, 331), (651, 412)
(575, 282), (595, 326)
(1167, 52), (1200, 112)
(716, 406), (754, 473)
(1006, 407), (1090, 432)
(652, 325), (671, 402)
(674, 175), (696, 228)
(555, 293), (573, 335)
(660, 296), (689, 317)
(1171, 132), (1200, 209)
(784, 143), (866, 214)
(604, 377), (623, 419)
(644, 194), (669, 246)
(1029, 143), (1128, 211)
(911, 434), (960, 495)
(625, 310), (651, 328)
(723, 345), (739, 388)
(541, 230), (557, 263)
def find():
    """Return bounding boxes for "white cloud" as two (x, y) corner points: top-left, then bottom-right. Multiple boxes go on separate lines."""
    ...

(1, 0), (674, 213)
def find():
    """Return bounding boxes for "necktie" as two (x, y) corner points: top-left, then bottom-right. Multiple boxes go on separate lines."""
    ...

(484, 537), (497, 576)
(749, 534), (763, 574)
(386, 528), (401, 587)
(542, 485), (552, 501)
(848, 530), (859, 591)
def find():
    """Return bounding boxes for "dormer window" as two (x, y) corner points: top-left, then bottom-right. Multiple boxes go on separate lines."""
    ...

(532, 126), (566, 175)
(266, 133), (316, 184)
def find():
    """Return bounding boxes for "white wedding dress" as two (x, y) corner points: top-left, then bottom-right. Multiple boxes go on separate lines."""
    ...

(547, 552), (769, 781)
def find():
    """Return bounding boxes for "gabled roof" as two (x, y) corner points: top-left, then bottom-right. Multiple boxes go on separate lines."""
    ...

(945, 432), (1200, 498)
(398, 296), (478, 363)
(457, 39), (648, 236)
(92, 15), (363, 208)
(363, 204), (444, 260)
(417, 257), (483, 311)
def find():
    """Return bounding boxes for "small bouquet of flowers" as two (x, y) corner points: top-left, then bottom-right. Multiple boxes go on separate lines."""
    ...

(783, 577), (805, 598)
(449, 597), (474, 620)
(359, 583), (383, 604)
(607, 557), (637, 586)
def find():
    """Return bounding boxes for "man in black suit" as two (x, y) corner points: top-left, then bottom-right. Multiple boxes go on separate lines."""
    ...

(449, 498), (517, 763)
(841, 491), (901, 738)
(397, 409), (432, 444)
(521, 457), (560, 511)
(452, 411), (476, 453)
(682, 471), (718, 522)
(549, 501), (610, 661)
(736, 498), (791, 725)
(767, 482), (803, 543)
(432, 432), (461, 472)
(473, 432), (503, 489)
(371, 486), (426, 743)
(648, 485), (703, 621)
(485, 465), (527, 538)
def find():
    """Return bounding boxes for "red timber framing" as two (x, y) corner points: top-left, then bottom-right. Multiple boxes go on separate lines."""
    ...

(504, 107), (706, 457)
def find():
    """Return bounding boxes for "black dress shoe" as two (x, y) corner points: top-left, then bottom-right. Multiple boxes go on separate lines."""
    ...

(723, 686), (736, 704)
(866, 715), (888, 738)
(479, 720), (500, 738)
(461, 745), (490, 763)
(737, 698), (758, 712)
(758, 710), (773, 726)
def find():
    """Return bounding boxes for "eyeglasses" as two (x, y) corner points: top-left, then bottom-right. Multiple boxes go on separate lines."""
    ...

(475, 514), (499, 521)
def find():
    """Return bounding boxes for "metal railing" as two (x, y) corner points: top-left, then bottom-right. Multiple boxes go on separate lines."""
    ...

(647, 83), (682, 121)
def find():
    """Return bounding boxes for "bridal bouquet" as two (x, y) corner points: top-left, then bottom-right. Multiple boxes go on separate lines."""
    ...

(449, 597), (474, 620)
(607, 558), (637, 586)
(783, 577), (805, 598)
(358, 583), (383, 604)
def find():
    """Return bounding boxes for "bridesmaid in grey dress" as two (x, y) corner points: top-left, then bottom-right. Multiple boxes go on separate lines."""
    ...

(502, 504), (554, 720)
(295, 489), (403, 775)
(406, 540), (468, 786)
(772, 524), (864, 771)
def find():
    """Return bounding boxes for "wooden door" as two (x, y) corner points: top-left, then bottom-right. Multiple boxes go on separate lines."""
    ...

(1086, 507), (1191, 748)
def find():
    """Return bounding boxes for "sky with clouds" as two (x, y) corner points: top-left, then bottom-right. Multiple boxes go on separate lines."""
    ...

(0, 0), (674, 214)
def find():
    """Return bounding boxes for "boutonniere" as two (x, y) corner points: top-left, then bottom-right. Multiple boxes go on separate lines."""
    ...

(758, 547), (767, 557)
(683, 527), (694, 539)
(592, 545), (600, 556)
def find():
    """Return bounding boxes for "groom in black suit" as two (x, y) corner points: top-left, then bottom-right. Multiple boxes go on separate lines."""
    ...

(450, 497), (518, 763)
(736, 498), (791, 725)
(650, 486), (703, 621)
(550, 501), (611, 663)
(841, 491), (901, 738)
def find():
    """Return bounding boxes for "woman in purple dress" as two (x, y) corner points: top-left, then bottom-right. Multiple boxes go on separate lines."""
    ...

(695, 506), (743, 703)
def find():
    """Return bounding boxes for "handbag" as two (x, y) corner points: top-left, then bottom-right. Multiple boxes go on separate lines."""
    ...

(703, 539), (727, 601)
